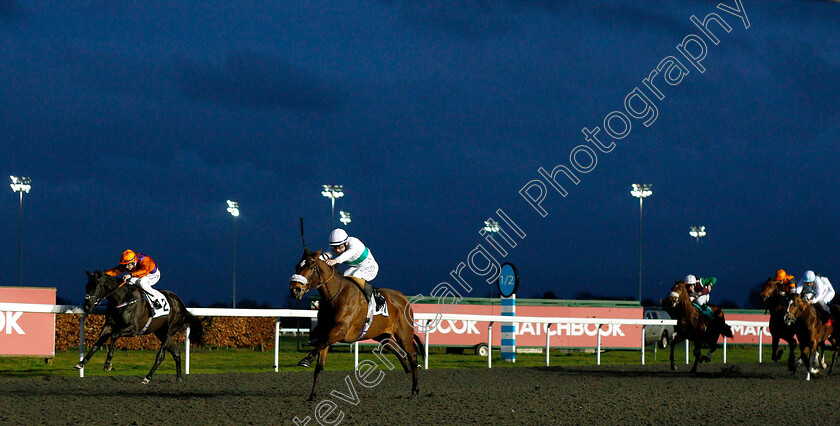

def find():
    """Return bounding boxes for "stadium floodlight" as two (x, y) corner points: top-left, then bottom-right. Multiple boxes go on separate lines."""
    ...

(339, 210), (352, 226)
(321, 185), (344, 228)
(630, 183), (653, 303)
(690, 226), (707, 271)
(226, 200), (240, 308)
(10, 176), (31, 286)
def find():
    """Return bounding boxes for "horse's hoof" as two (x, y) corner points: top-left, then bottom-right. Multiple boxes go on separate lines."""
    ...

(670, 364), (677, 371)
(176, 376), (183, 383)
(298, 356), (313, 368)
(306, 394), (316, 402)
(810, 368), (820, 375)
(141, 378), (150, 385)
(103, 364), (112, 372)
(74, 363), (84, 370)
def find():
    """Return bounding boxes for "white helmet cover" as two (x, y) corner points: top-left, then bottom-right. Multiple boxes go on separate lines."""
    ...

(685, 275), (698, 285)
(804, 270), (816, 283)
(329, 228), (349, 246)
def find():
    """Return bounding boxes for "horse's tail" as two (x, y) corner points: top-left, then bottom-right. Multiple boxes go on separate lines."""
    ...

(413, 334), (425, 365)
(185, 311), (205, 346)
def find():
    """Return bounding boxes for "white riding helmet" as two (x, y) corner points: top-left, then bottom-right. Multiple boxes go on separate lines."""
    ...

(685, 275), (698, 285)
(329, 228), (349, 246)
(803, 270), (816, 283)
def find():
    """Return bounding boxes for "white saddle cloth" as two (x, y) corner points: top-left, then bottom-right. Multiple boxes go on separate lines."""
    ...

(146, 288), (171, 318)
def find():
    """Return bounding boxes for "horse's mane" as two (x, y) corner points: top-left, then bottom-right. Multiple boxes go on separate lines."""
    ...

(90, 270), (122, 283)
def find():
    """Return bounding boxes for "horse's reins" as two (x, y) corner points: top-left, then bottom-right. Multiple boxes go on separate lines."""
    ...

(87, 278), (130, 309)
(292, 258), (345, 303)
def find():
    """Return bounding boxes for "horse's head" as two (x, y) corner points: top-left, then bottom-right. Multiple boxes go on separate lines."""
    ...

(667, 280), (689, 308)
(82, 270), (117, 313)
(289, 249), (325, 300)
(760, 279), (783, 302)
(784, 294), (808, 326)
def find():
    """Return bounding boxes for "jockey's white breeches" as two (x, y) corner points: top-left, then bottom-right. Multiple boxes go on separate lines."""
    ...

(130, 269), (161, 295)
(695, 294), (709, 305)
(344, 262), (379, 282)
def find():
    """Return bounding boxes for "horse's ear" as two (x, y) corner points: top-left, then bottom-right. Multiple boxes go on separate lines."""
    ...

(86, 270), (91, 277)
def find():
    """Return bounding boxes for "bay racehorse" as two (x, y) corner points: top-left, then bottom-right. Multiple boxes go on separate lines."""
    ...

(665, 280), (734, 373)
(759, 278), (798, 372)
(75, 270), (203, 383)
(289, 249), (424, 400)
(784, 294), (839, 380)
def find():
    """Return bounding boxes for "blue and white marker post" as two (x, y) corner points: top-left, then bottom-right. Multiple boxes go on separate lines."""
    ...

(498, 263), (519, 363)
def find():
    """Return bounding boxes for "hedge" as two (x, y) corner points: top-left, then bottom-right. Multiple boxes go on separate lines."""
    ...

(55, 315), (283, 350)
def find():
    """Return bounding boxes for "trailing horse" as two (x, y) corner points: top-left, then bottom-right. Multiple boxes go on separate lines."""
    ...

(665, 280), (733, 373)
(75, 270), (204, 383)
(784, 294), (839, 380)
(289, 249), (424, 400)
(759, 278), (798, 372)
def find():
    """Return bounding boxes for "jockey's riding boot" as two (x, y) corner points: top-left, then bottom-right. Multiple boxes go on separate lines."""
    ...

(819, 306), (830, 324)
(374, 291), (386, 311)
(363, 282), (374, 305)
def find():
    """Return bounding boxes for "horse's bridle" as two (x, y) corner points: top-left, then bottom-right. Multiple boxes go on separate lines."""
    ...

(85, 277), (128, 310)
(293, 257), (344, 303)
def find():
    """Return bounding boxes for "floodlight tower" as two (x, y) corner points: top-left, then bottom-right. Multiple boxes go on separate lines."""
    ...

(226, 200), (240, 309)
(339, 211), (351, 226)
(321, 185), (344, 229)
(10, 176), (31, 287)
(689, 226), (707, 272)
(630, 183), (653, 303)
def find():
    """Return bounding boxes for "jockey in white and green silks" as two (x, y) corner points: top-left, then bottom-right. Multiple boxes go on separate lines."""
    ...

(324, 228), (379, 283)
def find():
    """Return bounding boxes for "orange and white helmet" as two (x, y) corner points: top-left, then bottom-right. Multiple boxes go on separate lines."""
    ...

(120, 249), (137, 264)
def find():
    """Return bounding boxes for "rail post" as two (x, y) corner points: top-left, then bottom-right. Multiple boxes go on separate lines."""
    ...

(641, 326), (645, 366)
(488, 322), (494, 369)
(758, 327), (763, 363)
(545, 323), (550, 367)
(354, 341), (359, 369)
(185, 324), (191, 374)
(596, 323), (602, 366)
(723, 336), (727, 364)
(274, 318), (280, 372)
(78, 314), (85, 378)
(424, 320), (429, 370)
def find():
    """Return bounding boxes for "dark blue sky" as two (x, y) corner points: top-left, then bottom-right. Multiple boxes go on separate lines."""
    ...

(2, 0), (839, 308)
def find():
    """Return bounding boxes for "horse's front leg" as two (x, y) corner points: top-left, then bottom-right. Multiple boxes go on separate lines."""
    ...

(690, 341), (702, 374)
(669, 335), (682, 371)
(298, 322), (350, 368)
(307, 346), (331, 401)
(75, 325), (114, 369)
(810, 342), (822, 376)
(771, 336), (783, 361)
(103, 337), (119, 371)
(305, 324), (351, 401)
(786, 337), (798, 373)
